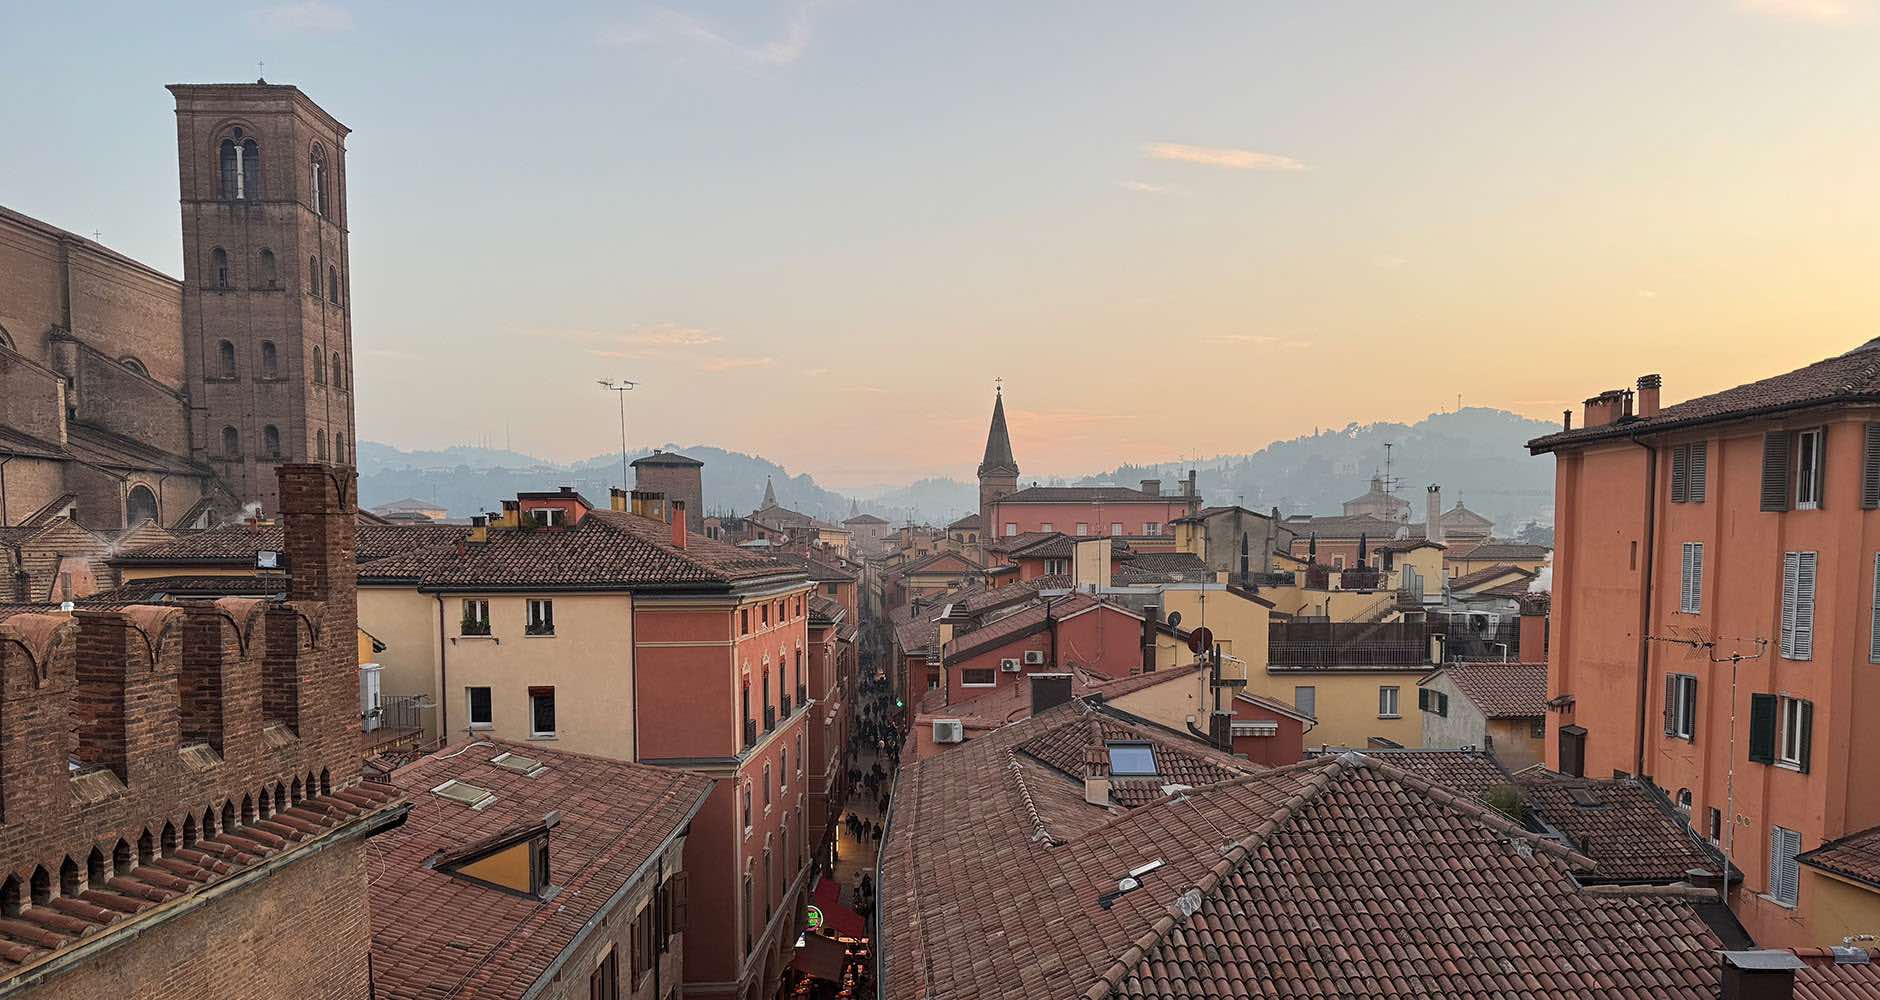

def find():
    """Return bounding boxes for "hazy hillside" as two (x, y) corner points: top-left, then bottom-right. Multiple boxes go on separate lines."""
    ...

(360, 408), (1556, 531)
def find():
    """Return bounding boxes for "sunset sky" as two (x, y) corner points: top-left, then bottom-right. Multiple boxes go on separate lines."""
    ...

(3, 1), (1878, 488)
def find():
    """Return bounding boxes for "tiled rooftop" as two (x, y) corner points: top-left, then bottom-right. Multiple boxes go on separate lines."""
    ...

(1797, 823), (1880, 890)
(112, 520), (468, 565)
(996, 485), (1163, 504)
(1450, 562), (1537, 592)
(1458, 540), (1552, 562)
(1518, 771), (1724, 883)
(369, 739), (712, 1000)
(1306, 746), (1513, 802)
(1428, 660), (1547, 718)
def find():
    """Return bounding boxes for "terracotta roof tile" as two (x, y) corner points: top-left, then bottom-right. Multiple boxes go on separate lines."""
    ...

(1519, 771), (1723, 883)
(1427, 660), (1548, 718)
(1451, 562), (1537, 592)
(1792, 947), (1880, 999)
(1797, 823), (1880, 890)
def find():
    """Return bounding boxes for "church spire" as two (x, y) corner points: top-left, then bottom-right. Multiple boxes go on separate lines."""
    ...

(977, 383), (1018, 479)
(762, 476), (777, 509)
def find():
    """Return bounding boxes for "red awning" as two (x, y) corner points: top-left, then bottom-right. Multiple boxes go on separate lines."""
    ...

(812, 878), (868, 938)
(791, 931), (849, 982)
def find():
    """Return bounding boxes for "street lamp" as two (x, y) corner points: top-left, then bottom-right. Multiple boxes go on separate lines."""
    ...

(596, 379), (637, 494)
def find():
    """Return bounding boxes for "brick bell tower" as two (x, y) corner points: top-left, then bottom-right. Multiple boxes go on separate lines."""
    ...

(171, 81), (356, 515)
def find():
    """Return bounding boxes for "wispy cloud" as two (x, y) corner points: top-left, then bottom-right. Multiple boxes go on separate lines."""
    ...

(361, 347), (420, 361)
(840, 385), (888, 394)
(1145, 143), (1309, 171)
(601, 3), (825, 65)
(1201, 334), (1313, 349)
(1739, 0), (1872, 24)
(1373, 255), (1409, 269)
(700, 356), (774, 373)
(248, 1), (353, 35)
(1117, 179), (1174, 194)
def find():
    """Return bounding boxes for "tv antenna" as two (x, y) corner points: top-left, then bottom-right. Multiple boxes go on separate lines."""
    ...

(1380, 443), (1402, 497)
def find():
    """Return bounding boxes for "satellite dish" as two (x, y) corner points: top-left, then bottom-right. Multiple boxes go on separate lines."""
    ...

(1166, 610), (1182, 629)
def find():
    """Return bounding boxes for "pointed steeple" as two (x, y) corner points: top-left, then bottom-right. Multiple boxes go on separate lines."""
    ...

(762, 476), (777, 509)
(977, 385), (1019, 479)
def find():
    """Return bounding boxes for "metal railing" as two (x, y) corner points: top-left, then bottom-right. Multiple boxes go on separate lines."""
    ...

(744, 718), (758, 749)
(1269, 621), (1434, 668)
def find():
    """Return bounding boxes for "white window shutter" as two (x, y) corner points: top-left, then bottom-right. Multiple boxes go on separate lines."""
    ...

(1795, 552), (1817, 661)
(1781, 553), (1800, 659)
(1871, 552), (1880, 664)
(1691, 543), (1703, 614)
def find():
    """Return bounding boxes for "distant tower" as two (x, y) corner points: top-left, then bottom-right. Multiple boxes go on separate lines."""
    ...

(761, 476), (778, 509)
(170, 81), (355, 514)
(977, 385), (1019, 536)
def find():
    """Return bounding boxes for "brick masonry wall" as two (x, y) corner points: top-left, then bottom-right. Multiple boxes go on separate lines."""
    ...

(633, 464), (703, 529)
(16, 836), (375, 1000)
(534, 838), (686, 1000)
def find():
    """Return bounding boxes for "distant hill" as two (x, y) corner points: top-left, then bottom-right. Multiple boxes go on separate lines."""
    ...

(360, 407), (1556, 531)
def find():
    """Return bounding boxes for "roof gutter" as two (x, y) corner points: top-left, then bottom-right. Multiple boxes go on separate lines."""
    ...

(1529, 394), (1880, 455)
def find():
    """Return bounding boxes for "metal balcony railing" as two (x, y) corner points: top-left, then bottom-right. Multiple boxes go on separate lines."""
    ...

(781, 695), (792, 718)
(744, 718), (757, 749)
(765, 706), (777, 731)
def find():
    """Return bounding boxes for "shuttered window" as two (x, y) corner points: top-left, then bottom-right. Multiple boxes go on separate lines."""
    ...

(1770, 826), (1802, 906)
(1669, 442), (1709, 504)
(1762, 431), (1792, 511)
(1680, 542), (1704, 614)
(1749, 693), (1778, 764)
(1781, 552), (1817, 660)
(1778, 696), (1813, 772)
(1796, 428), (1825, 509)
(1663, 673), (1697, 740)
(1864, 424), (1880, 509)
(1670, 446), (1689, 503)
(1872, 552), (1880, 664)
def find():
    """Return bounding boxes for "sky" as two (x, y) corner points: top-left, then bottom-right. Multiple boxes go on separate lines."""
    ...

(3, 1), (1878, 489)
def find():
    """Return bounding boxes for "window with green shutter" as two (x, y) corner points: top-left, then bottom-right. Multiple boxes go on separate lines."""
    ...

(1749, 693), (1778, 764)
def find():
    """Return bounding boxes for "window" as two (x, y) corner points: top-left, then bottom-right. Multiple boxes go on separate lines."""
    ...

(313, 347), (326, 384)
(1778, 696), (1812, 771)
(1040, 522), (1054, 533)
(1680, 542), (1704, 613)
(462, 599), (490, 636)
(1106, 741), (1158, 776)
(310, 144), (328, 218)
(1796, 429), (1824, 509)
(741, 874), (754, 954)
(335, 432), (347, 463)
(328, 265), (340, 304)
(218, 340), (237, 377)
(125, 484), (158, 526)
(1530, 717), (1546, 739)
(221, 425), (240, 459)
(1418, 688), (1449, 717)
(260, 340), (278, 377)
(118, 356), (147, 376)
(1333, 556), (1346, 570)
(258, 248), (278, 288)
(1378, 686), (1400, 718)
(1005, 523), (1018, 536)
(741, 781), (752, 832)
(1708, 807), (1723, 843)
(529, 687), (557, 737)
(825, 583), (838, 595)
(526, 599), (555, 636)
(531, 507), (563, 527)
(960, 667), (996, 687)
(589, 946), (618, 1000)
(263, 424), (281, 459)
(467, 687), (493, 728)
(763, 764), (772, 808)
(1110, 522), (1123, 536)
(218, 132), (260, 199)
(1143, 522), (1161, 536)
(762, 603), (770, 626)
(333, 353), (345, 389)
(741, 609), (750, 635)
(1769, 826), (1803, 906)
(1670, 442), (1709, 503)
(1677, 788), (1692, 815)
(1665, 673), (1697, 741)
(795, 731), (803, 775)
(212, 247), (230, 288)
(316, 429), (328, 461)
(1780, 551), (1817, 660)
(1075, 522), (1089, 536)
(1293, 685), (1316, 718)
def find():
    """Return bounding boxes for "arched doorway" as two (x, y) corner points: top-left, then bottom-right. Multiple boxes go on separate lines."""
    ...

(125, 484), (158, 526)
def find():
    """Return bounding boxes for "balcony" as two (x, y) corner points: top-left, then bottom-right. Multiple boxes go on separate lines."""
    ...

(765, 706), (777, 732)
(744, 718), (757, 749)
(1269, 621), (1434, 669)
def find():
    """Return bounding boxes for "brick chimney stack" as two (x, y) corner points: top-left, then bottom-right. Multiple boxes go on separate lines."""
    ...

(277, 464), (356, 605)
(1637, 374), (1662, 418)
(671, 500), (688, 549)
(1140, 479), (1161, 497)
(1426, 485), (1444, 545)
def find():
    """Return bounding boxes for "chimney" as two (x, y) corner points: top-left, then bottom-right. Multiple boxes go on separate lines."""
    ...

(1719, 951), (1801, 1000)
(1519, 599), (1547, 660)
(468, 515), (489, 544)
(1084, 748), (1112, 806)
(1141, 603), (1159, 673)
(1140, 479), (1161, 497)
(277, 463), (357, 604)
(1426, 486), (1444, 545)
(1563, 409), (1573, 431)
(1583, 389), (1627, 428)
(1186, 469), (1197, 497)
(610, 487), (628, 512)
(1637, 373), (1662, 418)
(1030, 672), (1073, 716)
(671, 500), (687, 548)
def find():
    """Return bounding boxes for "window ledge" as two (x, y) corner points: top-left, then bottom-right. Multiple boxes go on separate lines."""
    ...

(1759, 893), (1799, 911)
(527, 733), (559, 742)
(451, 635), (498, 644)
(467, 722), (494, 731)
(1378, 714), (1401, 720)
(524, 632), (557, 638)
(1777, 761), (1804, 773)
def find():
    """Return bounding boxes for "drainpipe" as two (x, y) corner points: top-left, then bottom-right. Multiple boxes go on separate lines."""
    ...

(1630, 436), (1660, 780)
(435, 595), (450, 741)
(1, 455), (11, 525)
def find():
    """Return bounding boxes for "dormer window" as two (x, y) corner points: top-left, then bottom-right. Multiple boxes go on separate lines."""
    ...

(429, 812), (559, 898)
(1106, 741), (1158, 777)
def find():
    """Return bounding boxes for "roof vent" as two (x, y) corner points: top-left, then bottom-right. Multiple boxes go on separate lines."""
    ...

(432, 779), (496, 810)
(1832, 946), (1872, 965)
(490, 751), (547, 777)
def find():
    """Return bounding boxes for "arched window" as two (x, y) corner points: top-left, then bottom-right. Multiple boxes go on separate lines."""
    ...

(211, 247), (229, 288)
(258, 248), (278, 288)
(221, 426), (240, 458)
(332, 352), (345, 389)
(316, 429), (328, 462)
(126, 484), (158, 525)
(218, 129), (260, 200)
(260, 340), (278, 378)
(264, 425), (281, 459)
(217, 340), (236, 377)
(309, 256), (321, 297)
(313, 347), (326, 384)
(119, 356), (147, 377)
(327, 265), (339, 304)
(310, 143), (328, 217)
(335, 432), (347, 464)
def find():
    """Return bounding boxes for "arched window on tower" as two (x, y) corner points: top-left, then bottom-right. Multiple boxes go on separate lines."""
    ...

(327, 265), (339, 305)
(335, 432), (347, 464)
(308, 257), (321, 298)
(332, 352), (345, 389)
(313, 347), (326, 384)
(310, 143), (327, 217)
(260, 341), (278, 378)
(257, 248), (277, 288)
(316, 430), (328, 462)
(217, 130), (260, 200)
(211, 247), (229, 289)
(126, 484), (158, 526)
(221, 426), (240, 459)
(217, 340), (237, 378)
(264, 425), (281, 459)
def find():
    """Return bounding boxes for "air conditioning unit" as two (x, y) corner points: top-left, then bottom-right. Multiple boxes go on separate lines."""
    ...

(1023, 650), (1046, 665)
(1000, 658), (1022, 673)
(932, 719), (964, 744)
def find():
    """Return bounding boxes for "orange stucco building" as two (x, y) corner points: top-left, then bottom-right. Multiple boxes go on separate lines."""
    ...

(1533, 348), (1880, 947)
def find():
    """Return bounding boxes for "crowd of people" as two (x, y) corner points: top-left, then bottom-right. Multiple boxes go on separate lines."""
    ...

(838, 671), (905, 923)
